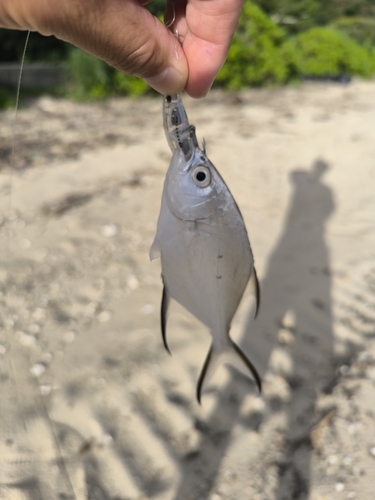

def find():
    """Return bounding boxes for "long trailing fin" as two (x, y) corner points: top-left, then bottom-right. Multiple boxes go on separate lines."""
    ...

(231, 340), (262, 392)
(196, 345), (213, 404)
(161, 279), (171, 354)
(253, 267), (261, 318)
(196, 340), (261, 404)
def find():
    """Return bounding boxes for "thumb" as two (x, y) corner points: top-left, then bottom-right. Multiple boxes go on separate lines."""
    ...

(0, 0), (188, 94)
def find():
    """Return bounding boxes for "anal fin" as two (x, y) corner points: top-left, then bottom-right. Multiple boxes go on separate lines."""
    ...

(161, 279), (171, 355)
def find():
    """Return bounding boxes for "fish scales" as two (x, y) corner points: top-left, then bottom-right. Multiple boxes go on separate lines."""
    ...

(151, 94), (261, 403)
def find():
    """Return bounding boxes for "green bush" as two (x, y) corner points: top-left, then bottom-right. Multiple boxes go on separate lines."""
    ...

(66, 48), (109, 100)
(286, 27), (375, 78)
(253, 0), (375, 34)
(216, 1), (375, 91)
(114, 72), (150, 97)
(0, 88), (14, 109)
(216, 1), (289, 88)
(65, 47), (152, 100)
(331, 16), (375, 47)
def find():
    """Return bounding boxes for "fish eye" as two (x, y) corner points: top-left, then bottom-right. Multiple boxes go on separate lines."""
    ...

(192, 166), (211, 188)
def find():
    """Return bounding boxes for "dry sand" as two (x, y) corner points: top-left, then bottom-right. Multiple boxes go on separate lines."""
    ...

(0, 80), (374, 500)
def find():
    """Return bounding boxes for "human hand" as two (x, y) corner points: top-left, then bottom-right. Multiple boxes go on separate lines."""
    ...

(0, 0), (243, 98)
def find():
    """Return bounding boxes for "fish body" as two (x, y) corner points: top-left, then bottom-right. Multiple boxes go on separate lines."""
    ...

(151, 95), (260, 402)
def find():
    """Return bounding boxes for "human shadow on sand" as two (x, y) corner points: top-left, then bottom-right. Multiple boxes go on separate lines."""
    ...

(173, 158), (336, 500)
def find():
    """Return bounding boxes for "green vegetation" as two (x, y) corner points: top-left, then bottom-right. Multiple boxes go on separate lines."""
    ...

(254, 0), (375, 32)
(216, 1), (375, 88)
(66, 49), (110, 100)
(0, 87), (14, 109)
(114, 72), (150, 97)
(65, 48), (153, 100)
(1, 0), (375, 103)
(216, 3), (290, 88)
(331, 16), (375, 46)
(286, 28), (375, 78)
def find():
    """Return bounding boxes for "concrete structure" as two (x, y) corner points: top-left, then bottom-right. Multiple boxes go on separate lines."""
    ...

(0, 63), (65, 88)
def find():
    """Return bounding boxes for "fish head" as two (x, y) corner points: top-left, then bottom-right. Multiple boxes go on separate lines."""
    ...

(165, 147), (227, 222)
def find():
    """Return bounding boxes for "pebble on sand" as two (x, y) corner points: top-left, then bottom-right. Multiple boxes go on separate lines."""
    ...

(101, 223), (118, 237)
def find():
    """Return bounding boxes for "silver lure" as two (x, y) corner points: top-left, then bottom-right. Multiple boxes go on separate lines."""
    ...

(151, 94), (261, 403)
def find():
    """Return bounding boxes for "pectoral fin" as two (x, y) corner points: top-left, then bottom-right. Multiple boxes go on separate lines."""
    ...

(150, 236), (160, 261)
(196, 340), (261, 404)
(161, 279), (171, 355)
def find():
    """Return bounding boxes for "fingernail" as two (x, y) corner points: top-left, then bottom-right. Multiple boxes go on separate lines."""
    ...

(145, 66), (185, 95)
(185, 78), (214, 99)
(185, 88), (209, 99)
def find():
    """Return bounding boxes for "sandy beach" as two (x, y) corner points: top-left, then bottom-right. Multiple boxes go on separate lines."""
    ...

(0, 80), (374, 500)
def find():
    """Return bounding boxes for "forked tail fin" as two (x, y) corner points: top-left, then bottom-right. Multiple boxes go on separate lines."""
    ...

(196, 340), (261, 404)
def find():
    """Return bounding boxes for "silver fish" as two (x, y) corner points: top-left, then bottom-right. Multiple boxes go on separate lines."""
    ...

(151, 94), (261, 403)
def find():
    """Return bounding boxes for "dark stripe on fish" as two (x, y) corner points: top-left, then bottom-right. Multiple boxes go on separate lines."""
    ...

(161, 281), (171, 355)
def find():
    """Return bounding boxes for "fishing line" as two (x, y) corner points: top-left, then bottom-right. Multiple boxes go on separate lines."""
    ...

(3, 30), (31, 423)
(5, 31), (78, 500)
(164, 1), (176, 29)
(7, 30), (30, 262)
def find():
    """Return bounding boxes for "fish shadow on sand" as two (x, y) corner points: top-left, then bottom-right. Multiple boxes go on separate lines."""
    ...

(173, 158), (339, 500)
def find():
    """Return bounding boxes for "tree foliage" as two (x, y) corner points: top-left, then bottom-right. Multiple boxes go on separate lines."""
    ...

(65, 48), (153, 99)
(216, 3), (290, 88)
(254, 0), (375, 31)
(330, 16), (375, 46)
(216, 1), (375, 88)
(284, 27), (375, 78)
